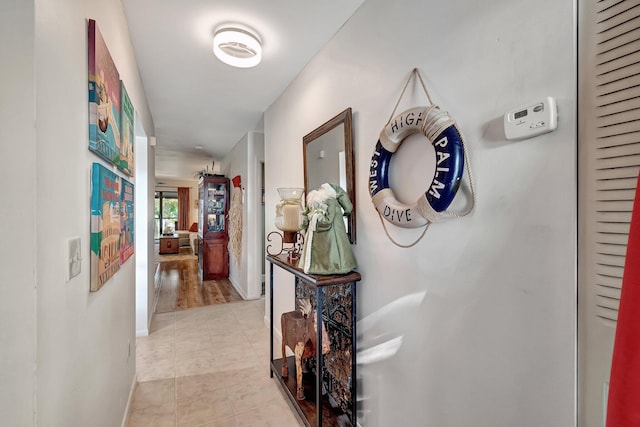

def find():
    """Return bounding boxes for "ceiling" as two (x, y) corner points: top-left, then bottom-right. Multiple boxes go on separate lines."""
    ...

(121, 0), (365, 181)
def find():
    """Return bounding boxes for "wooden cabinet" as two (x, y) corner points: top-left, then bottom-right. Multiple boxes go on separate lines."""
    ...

(198, 175), (229, 280)
(267, 254), (361, 427)
(201, 237), (228, 279)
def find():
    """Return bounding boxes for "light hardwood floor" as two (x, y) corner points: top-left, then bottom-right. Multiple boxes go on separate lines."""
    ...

(154, 247), (243, 313)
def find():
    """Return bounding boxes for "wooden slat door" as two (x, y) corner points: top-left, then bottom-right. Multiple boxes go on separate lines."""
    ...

(578, 1), (640, 425)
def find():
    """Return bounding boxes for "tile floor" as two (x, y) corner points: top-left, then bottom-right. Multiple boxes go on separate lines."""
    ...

(128, 299), (303, 427)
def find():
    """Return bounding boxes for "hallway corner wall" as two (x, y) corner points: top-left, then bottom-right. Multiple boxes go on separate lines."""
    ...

(32, 0), (154, 425)
(223, 131), (265, 300)
(264, 0), (577, 425)
(0, 1), (37, 425)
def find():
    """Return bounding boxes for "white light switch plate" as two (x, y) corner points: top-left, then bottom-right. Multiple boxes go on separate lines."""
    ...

(67, 237), (82, 281)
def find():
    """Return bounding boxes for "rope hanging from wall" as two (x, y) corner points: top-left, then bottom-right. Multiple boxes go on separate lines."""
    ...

(369, 68), (476, 247)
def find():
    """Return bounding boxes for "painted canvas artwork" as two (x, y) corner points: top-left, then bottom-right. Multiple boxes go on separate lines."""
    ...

(90, 163), (121, 291)
(88, 19), (121, 167)
(120, 177), (135, 264)
(119, 83), (135, 176)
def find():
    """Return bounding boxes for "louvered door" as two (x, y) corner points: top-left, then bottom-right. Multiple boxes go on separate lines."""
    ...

(578, 1), (640, 425)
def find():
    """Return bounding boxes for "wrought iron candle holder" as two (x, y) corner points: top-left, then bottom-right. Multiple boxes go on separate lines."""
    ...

(267, 188), (305, 260)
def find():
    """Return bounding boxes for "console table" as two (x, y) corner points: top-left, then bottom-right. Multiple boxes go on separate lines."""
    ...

(267, 254), (361, 427)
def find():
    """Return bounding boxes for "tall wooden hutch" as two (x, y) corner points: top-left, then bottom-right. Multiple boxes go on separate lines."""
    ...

(198, 175), (229, 280)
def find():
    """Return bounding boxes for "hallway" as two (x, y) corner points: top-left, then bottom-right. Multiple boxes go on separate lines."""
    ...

(153, 246), (243, 313)
(128, 299), (302, 426)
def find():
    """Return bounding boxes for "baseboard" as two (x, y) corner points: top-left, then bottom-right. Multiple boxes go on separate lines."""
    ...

(228, 275), (248, 300)
(147, 263), (161, 335)
(272, 321), (282, 357)
(152, 263), (161, 312)
(271, 320), (281, 342)
(267, 320), (293, 358)
(121, 373), (137, 427)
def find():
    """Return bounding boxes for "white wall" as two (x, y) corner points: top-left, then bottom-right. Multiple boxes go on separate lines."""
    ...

(248, 133), (265, 299)
(265, 0), (577, 426)
(146, 146), (156, 336)
(154, 147), (218, 183)
(224, 134), (249, 297)
(223, 131), (265, 299)
(135, 132), (155, 337)
(0, 1), (36, 425)
(31, 0), (154, 425)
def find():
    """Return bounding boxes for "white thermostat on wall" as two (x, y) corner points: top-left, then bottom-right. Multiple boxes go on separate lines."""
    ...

(504, 96), (558, 141)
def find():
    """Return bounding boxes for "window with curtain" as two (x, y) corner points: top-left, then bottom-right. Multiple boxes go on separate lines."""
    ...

(154, 191), (178, 239)
(178, 187), (190, 231)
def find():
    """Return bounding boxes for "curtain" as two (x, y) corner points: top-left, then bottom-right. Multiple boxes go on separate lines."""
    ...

(177, 187), (189, 230)
(607, 172), (640, 427)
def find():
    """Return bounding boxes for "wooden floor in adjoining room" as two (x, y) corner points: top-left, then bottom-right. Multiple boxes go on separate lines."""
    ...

(154, 246), (243, 313)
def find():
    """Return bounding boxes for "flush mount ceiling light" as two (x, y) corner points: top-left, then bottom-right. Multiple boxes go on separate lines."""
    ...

(213, 26), (262, 68)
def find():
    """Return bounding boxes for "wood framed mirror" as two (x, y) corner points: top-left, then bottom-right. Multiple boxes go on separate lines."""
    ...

(303, 107), (356, 244)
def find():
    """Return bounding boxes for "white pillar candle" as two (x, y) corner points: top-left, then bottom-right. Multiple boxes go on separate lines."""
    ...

(276, 200), (302, 232)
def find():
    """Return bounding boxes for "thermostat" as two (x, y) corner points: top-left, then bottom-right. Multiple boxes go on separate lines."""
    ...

(504, 97), (558, 141)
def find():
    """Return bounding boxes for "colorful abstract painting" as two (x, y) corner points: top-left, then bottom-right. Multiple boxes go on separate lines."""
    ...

(120, 177), (135, 264)
(90, 163), (121, 291)
(88, 19), (121, 167)
(119, 83), (135, 176)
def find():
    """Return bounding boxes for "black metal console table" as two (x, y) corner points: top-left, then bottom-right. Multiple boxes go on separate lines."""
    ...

(267, 254), (361, 427)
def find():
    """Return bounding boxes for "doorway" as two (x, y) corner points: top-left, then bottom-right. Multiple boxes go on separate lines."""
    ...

(578, 1), (640, 425)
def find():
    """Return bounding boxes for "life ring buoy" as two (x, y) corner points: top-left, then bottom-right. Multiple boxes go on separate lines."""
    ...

(369, 105), (465, 228)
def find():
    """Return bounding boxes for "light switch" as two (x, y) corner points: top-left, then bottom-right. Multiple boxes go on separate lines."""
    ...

(67, 237), (82, 281)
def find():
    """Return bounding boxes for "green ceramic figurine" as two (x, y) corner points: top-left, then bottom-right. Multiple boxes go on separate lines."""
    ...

(298, 183), (357, 275)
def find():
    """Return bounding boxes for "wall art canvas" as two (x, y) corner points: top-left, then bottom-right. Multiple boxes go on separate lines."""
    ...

(118, 82), (135, 176)
(90, 162), (121, 291)
(119, 177), (135, 264)
(88, 19), (122, 167)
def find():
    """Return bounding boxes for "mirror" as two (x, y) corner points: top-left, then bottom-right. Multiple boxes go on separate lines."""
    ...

(303, 107), (356, 244)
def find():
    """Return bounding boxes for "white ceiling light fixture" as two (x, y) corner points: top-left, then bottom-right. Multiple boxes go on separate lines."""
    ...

(213, 26), (262, 68)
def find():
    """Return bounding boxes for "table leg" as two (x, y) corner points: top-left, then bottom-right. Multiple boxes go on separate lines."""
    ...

(269, 262), (274, 378)
(351, 281), (357, 425)
(316, 286), (323, 427)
